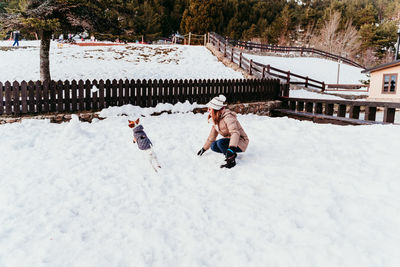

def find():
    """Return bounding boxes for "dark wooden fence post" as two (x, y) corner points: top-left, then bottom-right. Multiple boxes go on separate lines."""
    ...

(21, 81), (28, 114)
(305, 77), (309, 88)
(4, 81), (11, 114)
(64, 80), (71, 112)
(239, 52), (242, 68)
(92, 80), (98, 111)
(118, 79), (124, 106)
(13, 81), (20, 115)
(231, 48), (234, 62)
(71, 80), (78, 112)
(50, 81), (57, 112)
(112, 79), (118, 107)
(39, 81), (46, 113)
(57, 80), (64, 112)
(28, 81), (35, 113)
(78, 80), (85, 111)
(105, 79), (111, 108)
(287, 71), (290, 84)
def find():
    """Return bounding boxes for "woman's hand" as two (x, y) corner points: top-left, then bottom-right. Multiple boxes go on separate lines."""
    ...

(197, 147), (206, 156)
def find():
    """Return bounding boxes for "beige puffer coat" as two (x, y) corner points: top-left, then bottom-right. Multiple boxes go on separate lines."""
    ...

(203, 109), (249, 152)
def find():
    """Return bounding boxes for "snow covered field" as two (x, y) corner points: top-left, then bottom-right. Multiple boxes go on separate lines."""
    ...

(1, 104), (400, 267)
(246, 53), (368, 85)
(1, 41), (399, 267)
(0, 41), (243, 82)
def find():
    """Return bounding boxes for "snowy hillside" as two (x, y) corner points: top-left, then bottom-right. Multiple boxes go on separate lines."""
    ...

(1, 104), (400, 267)
(0, 41), (243, 82)
(246, 53), (368, 84)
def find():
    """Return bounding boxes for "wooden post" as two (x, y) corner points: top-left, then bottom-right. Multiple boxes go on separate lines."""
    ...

(365, 106), (376, 121)
(239, 52), (242, 68)
(383, 107), (395, 123)
(188, 32), (191, 45)
(204, 34), (207, 45)
(322, 82), (325, 92)
(249, 59), (253, 75)
(224, 44), (227, 57)
(207, 32), (210, 44)
(305, 76), (309, 88)
(231, 48), (234, 62)
(262, 67), (266, 78)
(287, 71), (290, 83)
(267, 64), (270, 74)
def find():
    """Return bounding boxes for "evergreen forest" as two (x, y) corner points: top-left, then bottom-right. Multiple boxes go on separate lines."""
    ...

(1, 0), (400, 65)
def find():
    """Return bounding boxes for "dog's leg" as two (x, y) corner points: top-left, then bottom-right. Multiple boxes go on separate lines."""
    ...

(148, 148), (161, 170)
(147, 148), (161, 172)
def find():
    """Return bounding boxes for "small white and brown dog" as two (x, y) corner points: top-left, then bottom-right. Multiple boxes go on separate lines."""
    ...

(128, 118), (161, 172)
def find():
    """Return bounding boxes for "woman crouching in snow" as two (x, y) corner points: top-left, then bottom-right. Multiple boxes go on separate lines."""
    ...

(197, 94), (249, 168)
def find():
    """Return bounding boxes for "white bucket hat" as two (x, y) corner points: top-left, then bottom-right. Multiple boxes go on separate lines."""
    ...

(207, 94), (226, 110)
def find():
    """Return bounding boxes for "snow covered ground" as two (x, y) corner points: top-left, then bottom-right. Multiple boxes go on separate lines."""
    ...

(0, 41), (243, 82)
(289, 88), (369, 100)
(246, 53), (368, 85)
(1, 103), (400, 267)
(1, 41), (399, 266)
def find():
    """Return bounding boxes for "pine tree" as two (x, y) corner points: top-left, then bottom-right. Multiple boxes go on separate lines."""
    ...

(0, 0), (121, 82)
(180, 0), (224, 34)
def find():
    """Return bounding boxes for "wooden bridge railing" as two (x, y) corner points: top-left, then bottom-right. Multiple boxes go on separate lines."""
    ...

(220, 34), (365, 69)
(209, 32), (326, 91)
(276, 97), (400, 124)
(0, 78), (282, 116)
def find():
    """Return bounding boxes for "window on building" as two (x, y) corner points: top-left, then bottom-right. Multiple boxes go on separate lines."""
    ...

(383, 74), (397, 93)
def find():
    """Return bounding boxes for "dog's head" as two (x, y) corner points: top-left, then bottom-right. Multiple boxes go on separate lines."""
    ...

(128, 118), (140, 128)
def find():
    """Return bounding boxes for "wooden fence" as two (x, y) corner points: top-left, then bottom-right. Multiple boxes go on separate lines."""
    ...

(275, 97), (400, 125)
(0, 78), (282, 115)
(209, 33), (327, 91)
(218, 34), (364, 69)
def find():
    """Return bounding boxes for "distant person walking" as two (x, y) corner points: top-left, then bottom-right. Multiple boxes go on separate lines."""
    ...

(197, 94), (249, 168)
(12, 31), (20, 47)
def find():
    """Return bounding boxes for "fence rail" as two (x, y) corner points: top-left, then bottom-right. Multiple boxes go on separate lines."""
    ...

(217, 34), (364, 69)
(0, 78), (282, 116)
(277, 97), (400, 124)
(209, 32), (327, 91)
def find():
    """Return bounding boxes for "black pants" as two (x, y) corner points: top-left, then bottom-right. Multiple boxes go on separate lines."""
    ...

(210, 138), (242, 154)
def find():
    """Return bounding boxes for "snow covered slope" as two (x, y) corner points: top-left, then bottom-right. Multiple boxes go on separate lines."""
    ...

(246, 53), (367, 84)
(0, 104), (399, 267)
(0, 41), (243, 82)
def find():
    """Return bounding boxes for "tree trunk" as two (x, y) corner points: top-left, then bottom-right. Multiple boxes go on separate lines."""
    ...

(40, 31), (52, 82)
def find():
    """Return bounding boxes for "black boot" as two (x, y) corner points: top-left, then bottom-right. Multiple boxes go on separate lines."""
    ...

(221, 154), (236, 168)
